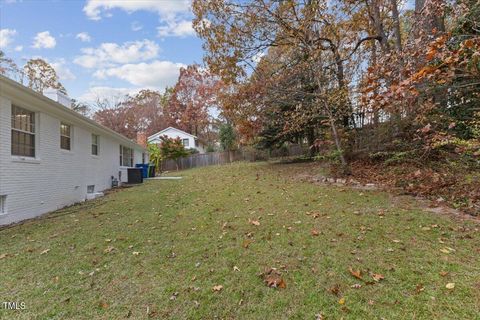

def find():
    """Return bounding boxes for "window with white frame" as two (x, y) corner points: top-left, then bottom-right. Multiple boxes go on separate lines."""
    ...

(92, 134), (99, 155)
(182, 138), (189, 147)
(0, 195), (6, 214)
(11, 105), (35, 157)
(120, 145), (134, 167)
(60, 123), (71, 150)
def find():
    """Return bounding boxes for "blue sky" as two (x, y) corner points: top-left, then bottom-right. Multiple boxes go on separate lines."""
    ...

(0, 0), (204, 103)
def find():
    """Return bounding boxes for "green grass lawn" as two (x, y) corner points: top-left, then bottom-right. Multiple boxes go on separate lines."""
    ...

(0, 162), (479, 319)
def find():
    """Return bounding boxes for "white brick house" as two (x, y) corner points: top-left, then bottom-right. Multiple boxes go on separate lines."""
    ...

(0, 76), (146, 225)
(148, 127), (207, 153)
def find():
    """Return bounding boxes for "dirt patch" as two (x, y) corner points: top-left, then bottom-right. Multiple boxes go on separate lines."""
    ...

(290, 162), (480, 223)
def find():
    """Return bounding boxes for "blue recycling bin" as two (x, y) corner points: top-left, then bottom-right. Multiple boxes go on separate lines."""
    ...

(135, 164), (149, 178)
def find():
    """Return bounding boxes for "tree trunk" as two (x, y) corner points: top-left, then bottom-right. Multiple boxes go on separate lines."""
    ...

(390, 0), (402, 52)
(371, 0), (390, 52)
(371, 41), (380, 125)
(415, 0), (446, 34)
(307, 127), (316, 157)
(331, 47), (352, 128)
(329, 116), (350, 175)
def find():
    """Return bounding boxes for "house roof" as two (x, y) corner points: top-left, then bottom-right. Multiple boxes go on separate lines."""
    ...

(0, 75), (146, 151)
(148, 126), (198, 140)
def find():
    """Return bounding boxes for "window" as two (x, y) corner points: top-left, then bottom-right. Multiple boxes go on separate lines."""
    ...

(11, 105), (35, 157)
(91, 134), (99, 155)
(120, 145), (133, 167)
(87, 185), (95, 194)
(60, 123), (71, 150)
(0, 196), (6, 214)
(182, 138), (189, 147)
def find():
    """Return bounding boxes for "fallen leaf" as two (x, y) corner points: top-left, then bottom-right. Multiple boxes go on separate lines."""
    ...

(445, 283), (455, 290)
(440, 247), (455, 254)
(212, 285), (223, 292)
(329, 284), (340, 296)
(242, 239), (253, 248)
(415, 283), (425, 294)
(439, 271), (449, 277)
(104, 246), (115, 254)
(348, 267), (363, 280)
(261, 268), (287, 289)
(132, 251), (140, 256)
(0, 253), (9, 259)
(338, 297), (345, 305)
(40, 249), (50, 255)
(311, 229), (320, 236)
(372, 273), (385, 282)
(249, 219), (260, 226)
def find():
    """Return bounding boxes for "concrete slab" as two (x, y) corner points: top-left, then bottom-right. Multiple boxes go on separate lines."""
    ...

(147, 176), (183, 180)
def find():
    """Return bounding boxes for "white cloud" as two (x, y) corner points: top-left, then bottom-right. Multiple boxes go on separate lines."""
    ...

(131, 21), (143, 32)
(76, 32), (91, 42)
(32, 31), (56, 49)
(93, 60), (185, 87)
(73, 39), (160, 69)
(83, 0), (195, 38)
(0, 29), (17, 48)
(157, 19), (194, 37)
(14, 45), (23, 52)
(83, 0), (190, 21)
(50, 58), (76, 81)
(78, 86), (139, 103)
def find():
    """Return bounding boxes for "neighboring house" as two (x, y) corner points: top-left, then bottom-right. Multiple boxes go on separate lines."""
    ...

(148, 127), (207, 153)
(0, 75), (147, 225)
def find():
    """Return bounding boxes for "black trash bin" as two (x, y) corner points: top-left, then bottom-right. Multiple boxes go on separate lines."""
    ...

(127, 168), (143, 184)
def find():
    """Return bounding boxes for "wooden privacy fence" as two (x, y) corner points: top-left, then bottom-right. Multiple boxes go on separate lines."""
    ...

(160, 144), (308, 172)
